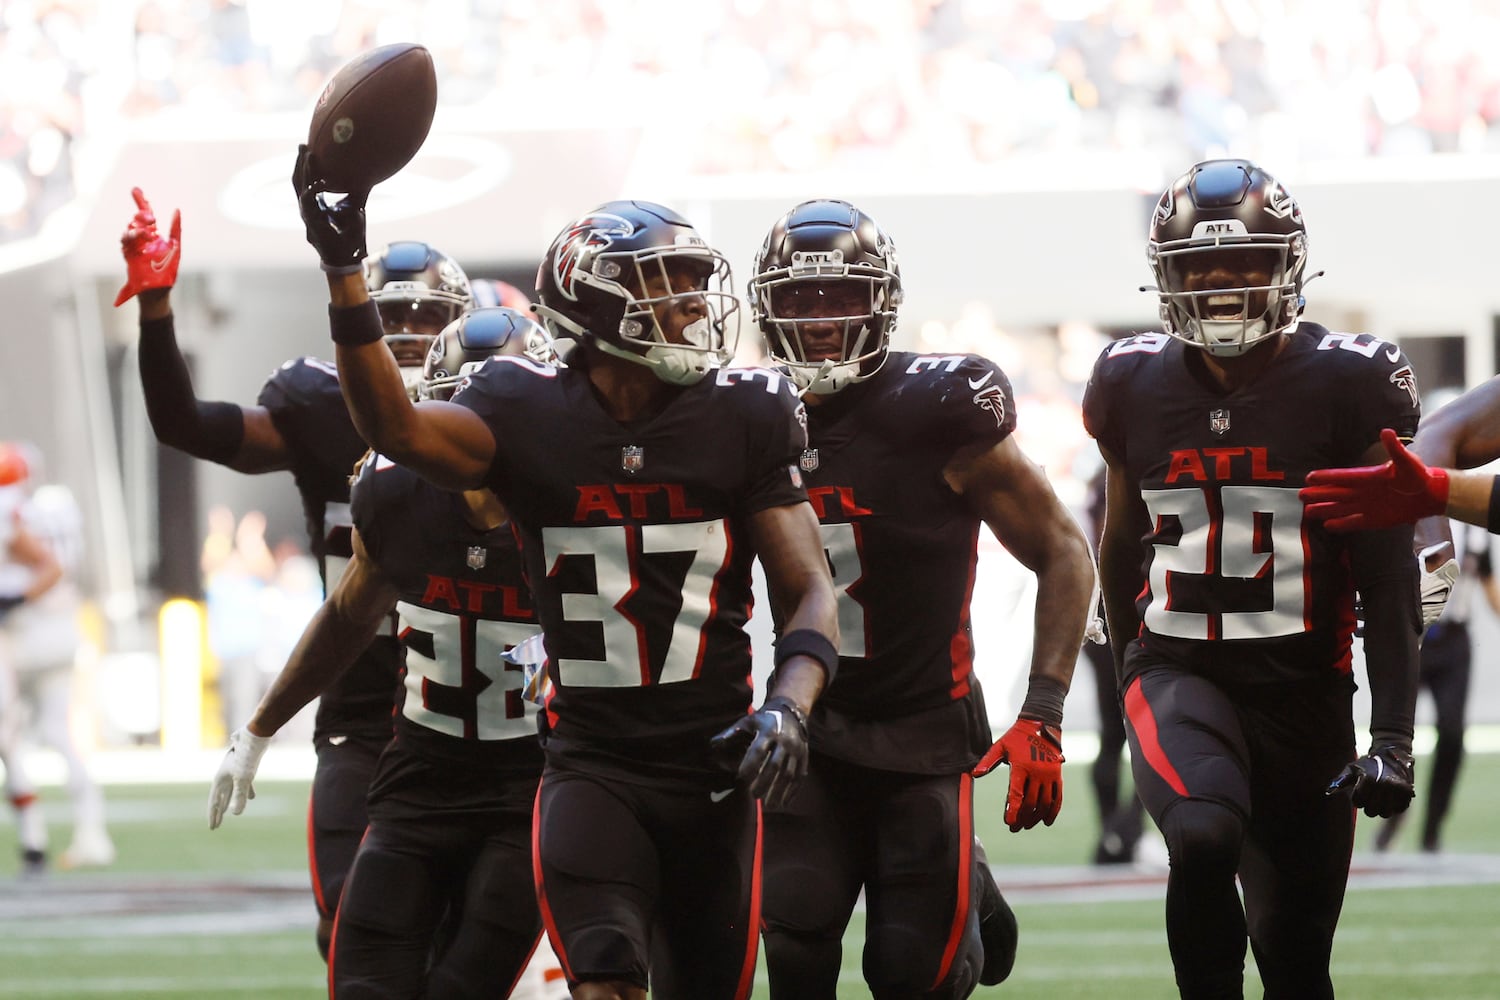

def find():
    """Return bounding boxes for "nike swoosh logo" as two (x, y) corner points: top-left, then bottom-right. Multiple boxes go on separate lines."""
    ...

(1385, 346), (1401, 362)
(150, 245), (179, 273)
(710, 788), (734, 803)
(327, 735), (347, 746)
(968, 371), (994, 390)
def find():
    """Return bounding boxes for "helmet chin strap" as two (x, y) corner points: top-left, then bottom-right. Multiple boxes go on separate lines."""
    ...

(797, 358), (838, 399)
(593, 337), (717, 386)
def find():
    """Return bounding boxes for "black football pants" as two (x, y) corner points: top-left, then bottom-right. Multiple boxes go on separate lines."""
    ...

(1123, 665), (1356, 1000)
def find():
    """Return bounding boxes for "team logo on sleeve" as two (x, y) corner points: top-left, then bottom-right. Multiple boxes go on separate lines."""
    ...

(1210, 408), (1231, 435)
(621, 445), (645, 474)
(973, 384), (1007, 427)
(1389, 365), (1420, 408)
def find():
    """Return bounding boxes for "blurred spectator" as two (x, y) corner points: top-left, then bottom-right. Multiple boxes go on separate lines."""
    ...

(16, 1), (1500, 242)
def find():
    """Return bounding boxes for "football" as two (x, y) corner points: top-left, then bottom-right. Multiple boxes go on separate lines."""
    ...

(306, 42), (437, 192)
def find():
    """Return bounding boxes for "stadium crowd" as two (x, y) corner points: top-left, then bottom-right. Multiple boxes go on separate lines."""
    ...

(4, 0), (1500, 238)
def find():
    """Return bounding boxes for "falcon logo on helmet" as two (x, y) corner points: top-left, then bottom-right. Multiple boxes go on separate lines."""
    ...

(534, 200), (737, 386)
(553, 214), (634, 301)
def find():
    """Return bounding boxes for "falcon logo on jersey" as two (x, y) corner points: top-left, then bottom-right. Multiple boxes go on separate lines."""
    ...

(553, 213), (633, 301)
(621, 445), (645, 475)
(466, 545), (487, 570)
(1210, 408), (1231, 435)
(973, 384), (1007, 426)
(1389, 365), (1420, 409)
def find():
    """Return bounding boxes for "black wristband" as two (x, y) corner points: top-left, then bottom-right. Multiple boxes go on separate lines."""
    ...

(140, 314), (176, 340)
(1367, 731), (1414, 759)
(773, 628), (839, 683)
(329, 300), (384, 346)
(1018, 674), (1068, 728)
(761, 695), (808, 734)
(1487, 475), (1500, 534)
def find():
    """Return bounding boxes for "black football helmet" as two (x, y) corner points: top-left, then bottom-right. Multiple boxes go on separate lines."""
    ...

(365, 241), (475, 391)
(1147, 159), (1311, 357)
(533, 200), (737, 386)
(418, 307), (556, 402)
(749, 199), (902, 394)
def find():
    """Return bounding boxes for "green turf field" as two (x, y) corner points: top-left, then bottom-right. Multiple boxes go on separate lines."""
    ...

(2, 753), (1498, 998)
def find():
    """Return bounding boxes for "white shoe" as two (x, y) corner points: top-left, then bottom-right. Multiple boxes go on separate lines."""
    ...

(59, 829), (115, 869)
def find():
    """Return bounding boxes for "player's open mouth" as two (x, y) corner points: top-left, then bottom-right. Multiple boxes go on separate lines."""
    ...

(1204, 293), (1247, 320)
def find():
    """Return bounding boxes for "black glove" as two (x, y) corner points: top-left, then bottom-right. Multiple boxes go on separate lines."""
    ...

(710, 696), (809, 809)
(292, 144), (368, 275)
(1326, 745), (1415, 818)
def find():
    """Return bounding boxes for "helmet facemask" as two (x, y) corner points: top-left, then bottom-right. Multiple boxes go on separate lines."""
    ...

(749, 200), (902, 395)
(1150, 234), (1306, 358)
(754, 265), (897, 394)
(377, 293), (471, 395)
(366, 242), (474, 397)
(586, 246), (739, 386)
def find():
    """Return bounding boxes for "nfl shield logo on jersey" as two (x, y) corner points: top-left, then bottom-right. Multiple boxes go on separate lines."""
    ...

(1210, 408), (1231, 435)
(467, 546), (487, 570)
(621, 445), (645, 474)
(800, 448), (819, 472)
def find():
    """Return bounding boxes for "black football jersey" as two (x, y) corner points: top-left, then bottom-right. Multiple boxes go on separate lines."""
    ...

(1082, 323), (1423, 686)
(453, 357), (808, 783)
(258, 357), (403, 739)
(797, 351), (1016, 772)
(351, 456), (544, 776)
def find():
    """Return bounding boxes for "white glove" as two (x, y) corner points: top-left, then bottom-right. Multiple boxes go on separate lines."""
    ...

(208, 727), (273, 829)
(1418, 543), (1459, 629)
(1084, 615), (1107, 645)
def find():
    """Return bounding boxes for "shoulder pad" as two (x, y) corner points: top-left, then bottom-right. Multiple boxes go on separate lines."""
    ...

(713, 366), (797, 398)
(258, 356), (340, 409)
(891, 352), (1017, 443)
(349, 453), (415, 538)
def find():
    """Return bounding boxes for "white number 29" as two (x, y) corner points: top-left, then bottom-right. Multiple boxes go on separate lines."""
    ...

(1140, 485), (1308, 640)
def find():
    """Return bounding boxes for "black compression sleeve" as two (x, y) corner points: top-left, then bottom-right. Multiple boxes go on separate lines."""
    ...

(1349, 525), (1421, 754)
(137, 315), (246, 464)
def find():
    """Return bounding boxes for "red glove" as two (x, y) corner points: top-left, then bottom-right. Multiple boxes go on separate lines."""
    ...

(1300, 428), (1448, 532)
(974, 718), (1064, 832)
(114, 187), (181, 307)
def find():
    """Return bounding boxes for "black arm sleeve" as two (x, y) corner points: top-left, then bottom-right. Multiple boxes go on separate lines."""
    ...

(137, 314), (246, 465)
(1349, 523), (1422, 753)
